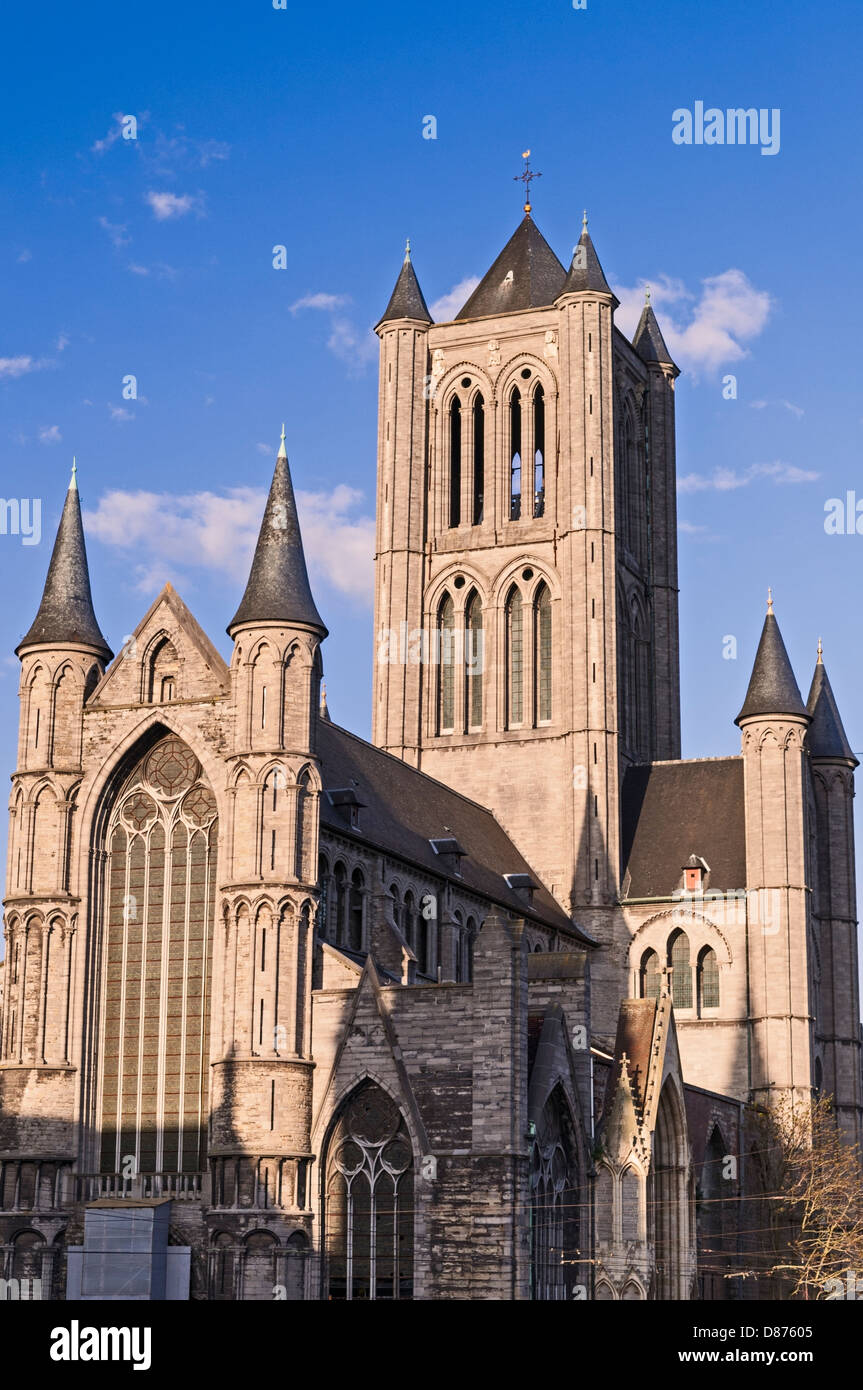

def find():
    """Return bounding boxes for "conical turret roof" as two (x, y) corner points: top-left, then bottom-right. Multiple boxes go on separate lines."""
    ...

(806, 648), (856, 763)
(632, 298), (677, 369)
(735, 602), (807, 725)
(17, 464), (113, 661)
(557, 217), (616, 301)
(455, 215), (567, 320)
(376, 243), (432, 329)
(228, 430), (327, 637)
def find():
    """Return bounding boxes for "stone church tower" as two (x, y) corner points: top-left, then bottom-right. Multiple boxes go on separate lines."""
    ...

(372, 206), (681, 970)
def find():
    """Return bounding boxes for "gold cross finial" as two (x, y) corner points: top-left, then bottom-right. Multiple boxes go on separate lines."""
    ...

(514, 149), (541, 216)
(767, 587), (774, 615)
(404, 237), (411, 262)
(70, 456), (78, 491)
(582, 209), (588, 230)
(817, 637), (823, 665)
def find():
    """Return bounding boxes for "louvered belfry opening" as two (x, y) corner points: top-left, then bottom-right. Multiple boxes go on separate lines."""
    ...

(98, 733), (218, 1176)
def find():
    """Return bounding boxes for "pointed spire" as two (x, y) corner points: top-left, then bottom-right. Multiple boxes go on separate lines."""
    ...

(228, 431), (327, 638)
(17, 464), (113, 660)
(375, 242), (432, 330)
(806, 644), (857, 764)
(457, 215), (566, 320)
(735, 599), (808, 725)
(557, 219), (617, 302)
(632, 295), (678, 371)
(320, 680), (331, 722)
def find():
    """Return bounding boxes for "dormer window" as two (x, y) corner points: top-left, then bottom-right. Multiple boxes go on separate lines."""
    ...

(326, 787), (365, 832)
(505, 872), (537, 908)
(429, 836), (466, 877)
(682, 855), (709, 893)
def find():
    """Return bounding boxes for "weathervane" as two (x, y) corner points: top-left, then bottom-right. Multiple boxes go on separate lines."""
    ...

(514, 149), (541, 216)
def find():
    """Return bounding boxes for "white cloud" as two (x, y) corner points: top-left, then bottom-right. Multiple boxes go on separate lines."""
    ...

(108, 404), (135, 422)
(289, 293), (349, 313)
(0, 355), (48, 379)
(678, 460), (818, 493)
(98, 216), (131, 248)
(127, 261), (178, 280)
(84, 484), (375, 602)
(91, 113), (127, 154)
(290, 293), (376, 373)
(678, 520), (708, 534)
(748, 397), (804, 418)
(56, 333), (70, 352)
(430, 276), (480, 322)
(256, 442), (272, 455)
(145, 190), (204, 221)
(38, 424), (62, 444)
(613, 269), (772, 373)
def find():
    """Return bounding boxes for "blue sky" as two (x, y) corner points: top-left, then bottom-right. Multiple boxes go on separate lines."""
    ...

(2, 0), (862, 890)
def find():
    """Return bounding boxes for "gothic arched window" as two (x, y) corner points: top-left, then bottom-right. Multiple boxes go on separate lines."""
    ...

(449, 398), (461, 528)
(317, 854), (331, 940)
(669, 930), (692, 1010)
(324, 1083), (414, 1300)
(697, 946), (720, 1012)
(348, 868), (365, 952)
(145, 635), (178, 704)
(506, 586), (524, 727)
(472, 395), (484, 525)
(533, 384), (545, 517)
(465, 590), (483, 730)
(99, 733), (217, 1176)
(403, 890), (417, 956)
(437, 594), (455, 733)
(510, 388), (522, 520)
(333, 861), (348, 946)
(534, 582), (551, 724)
(529, 1087), (581, 1300)
(640, 947), (660, 1000)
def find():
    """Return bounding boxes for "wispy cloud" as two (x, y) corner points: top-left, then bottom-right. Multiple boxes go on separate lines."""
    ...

(145, 190), (204, 221)
(127, 261), (178, 280)
(290, 293), (350, 313)
(678, 460), (819, 493)
(16, 249), (31, 263)
(56, 333), (70, 352)
(0, 355), (50, 380)
(91, 113), (130, 155)
(430, 276), (480, 322)
(108, 404), (135, 422)
(98, 215), (131, 248)
(290, 292), (376, 373)
(85, 484), (375, 601)
(38, 424), (62, 444)
(749, 397), (804, 418)
(613, 269), (772, 374)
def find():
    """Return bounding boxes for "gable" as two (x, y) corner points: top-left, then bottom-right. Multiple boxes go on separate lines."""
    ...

(89, 583), (229, 708)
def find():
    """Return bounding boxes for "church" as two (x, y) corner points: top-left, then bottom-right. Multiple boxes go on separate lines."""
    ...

(0, 186), (860, 1300)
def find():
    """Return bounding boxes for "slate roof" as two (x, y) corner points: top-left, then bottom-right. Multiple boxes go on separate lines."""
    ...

(806, 659), (857, 763)
(17, 477), (113, 661)
(228, 443), (327, 637)
(455, 216), (567, 320)
(316, 719), (589, 938)
(736, 611), (807, 724)
(621, 758), (746, 898)
(376, 250), (432, 328)
(631, 302), (677, 369)
(557, 226), (616, 300)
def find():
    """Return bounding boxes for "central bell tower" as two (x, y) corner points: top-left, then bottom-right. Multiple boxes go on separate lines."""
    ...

(371, 183), (681, 929)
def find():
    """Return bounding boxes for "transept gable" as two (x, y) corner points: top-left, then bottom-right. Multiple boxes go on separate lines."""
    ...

(311, 958), (429, 1158)
(88, 583), (229, 708)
